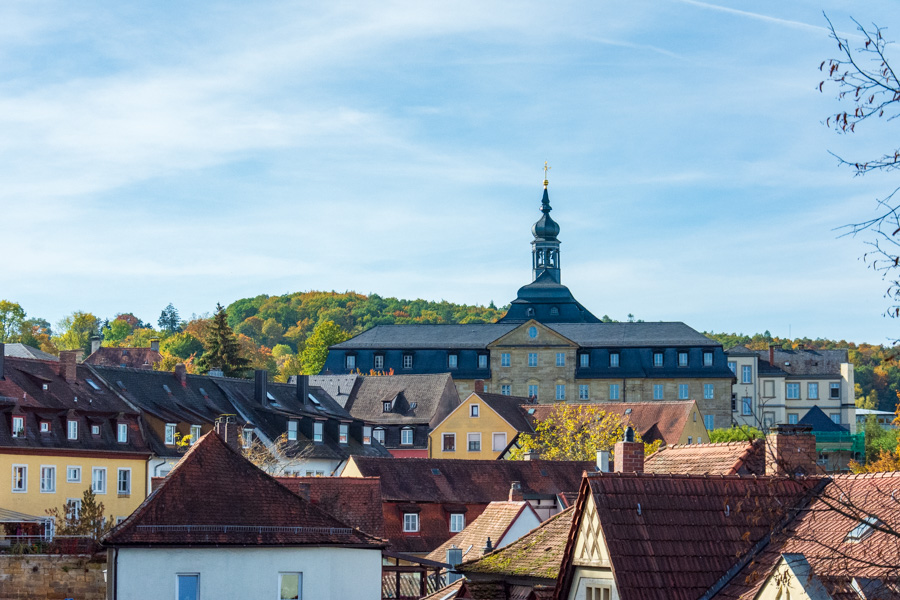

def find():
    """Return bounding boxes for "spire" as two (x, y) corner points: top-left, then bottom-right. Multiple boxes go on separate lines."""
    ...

(531, 165), (561, 283)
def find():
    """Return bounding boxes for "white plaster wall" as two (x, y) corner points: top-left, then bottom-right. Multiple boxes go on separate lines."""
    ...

(498, 510), (542, 548)
(114, 546), (382, 600)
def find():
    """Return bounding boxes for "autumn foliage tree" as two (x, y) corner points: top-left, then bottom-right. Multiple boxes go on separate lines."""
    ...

(299, 319), (348, 375)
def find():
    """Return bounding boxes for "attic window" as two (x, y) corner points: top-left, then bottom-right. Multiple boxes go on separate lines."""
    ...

(86, 379), (101, 391)
(431, 468), (441, 475)
(307, 394), (321, 406)
(162, 384), (172, 394)
(410, 402), (418, 409)
(42, 384), (49, 391)
(383, 402), (392, 413)
(91, 425), (100, 436)
(846, 516), (881, 543)
(266, 392), (276, 401)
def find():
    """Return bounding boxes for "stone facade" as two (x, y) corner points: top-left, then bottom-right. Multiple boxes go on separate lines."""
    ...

(0, 554), (106, 600)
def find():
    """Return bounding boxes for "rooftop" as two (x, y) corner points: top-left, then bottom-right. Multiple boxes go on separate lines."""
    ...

(425, 501), (536, 564)
(644, 439), (765, 476)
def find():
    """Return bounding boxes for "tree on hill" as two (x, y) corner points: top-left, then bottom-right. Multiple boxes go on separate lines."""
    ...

(0, 300), (26, 343)
(299, 320), (348, 375)
(158, 303), (181, 333)
(195, 304), (250, 377)
(55, 311), (100, 354)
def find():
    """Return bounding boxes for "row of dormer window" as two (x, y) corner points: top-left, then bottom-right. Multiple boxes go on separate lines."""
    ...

(10, 415), (130, 443)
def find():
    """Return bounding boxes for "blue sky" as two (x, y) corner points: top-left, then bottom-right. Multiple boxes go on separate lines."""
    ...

(2, 1), (898, 344)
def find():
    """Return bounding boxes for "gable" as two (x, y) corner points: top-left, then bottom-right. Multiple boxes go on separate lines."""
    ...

(430, 393), (519, 437)
(488, 320), (578, 349)
(572, 494), (610, 568)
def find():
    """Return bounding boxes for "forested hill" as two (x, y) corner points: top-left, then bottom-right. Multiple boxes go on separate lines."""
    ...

(704, 331), (898, 413)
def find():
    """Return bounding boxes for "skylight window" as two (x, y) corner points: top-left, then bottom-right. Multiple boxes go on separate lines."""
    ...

(199, 387), (208, 397)
(431, 468), (441, 475)
(86, 379), (101, 390)
(267, 392), (276, 400)
(308, 394), (321, 406)
(116, 381), (126, 390)
(846, 516), (881, 543)
(527, 408), (535, 415)
(162, 384), (172, 394)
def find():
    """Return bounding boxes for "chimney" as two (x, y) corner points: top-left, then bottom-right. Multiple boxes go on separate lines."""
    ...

(0, 343), (4, 380)
(766, 424), (817, 476)
(90, 336), (101, 355)
(297, 375), (310, 405)
(509, 481), (523, 502)
(150, 338), (160, 353)
(596, 450), (611, 473)
(174, 363), (187, 386)
(254, 370), (269, 406)
(483, 537), (493, 555)
(215, 415), (240, 450)
(296, 483), (311, 502)
(614, 426), (644, 474)
(474, 379), (485, 394)
(769, 343), (776, 366)
(59, 351), (78, 384)
(208, 367), (224, 377)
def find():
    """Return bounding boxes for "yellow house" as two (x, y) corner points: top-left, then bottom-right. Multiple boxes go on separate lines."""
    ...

(429, 391), (534, 459)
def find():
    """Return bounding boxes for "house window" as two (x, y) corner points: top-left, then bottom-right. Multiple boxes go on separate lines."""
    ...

(556, 353), (565, 367)
(67, 420), (78, 440)
(550, 306), (559, 316)
(442, 433), (456, 452)
(492, 432), (507, 452)
(831, 413), (842, 425)
(830, 383), (841, 399)
(528, 353), (538, 367)
(808, 382), (819, 399)
(345, 355), (356, 370)
(165, 423), (176, 445)
(66, 499), (82, 520)
(556, 385), (565, 400)
(788, 413), (799, 425)
(528, 326), (538, 338)
(741, 365), (752, 384)
(731, 396), (736, 411)
(92, 467), (107, 494)
(501, 384), (511, 395)
(501, 353), (511, 367)
(67, 466), (81, 483)
(114, 423), (127, 443)
(703, 352), (713, 366)
(40, 466), (55, 493)
(609, 353), (619, 368)
(339, 423), (349, 444)
(374, 354), (384, 370)
(704, 415), (714, 431)
(363, 426), (372, 445)
(678, 352), (688, 367)
(579, 384), (590, 400)
(373, 428), (385, 444)
(468, 433), (481, 452)
(12, 416), (24, 438)
(12, 465), (26, 492)
(177, 574), (200, 600)
(449, 513), (465, 533)
(91, 424), (100, 436)
(40, 421), (50, 433)
(470, 404), (479, 417)
(742, 397), (752, 416)
(383, 401), (392, 412)
(688, 437), (692, 444)
(279, 572), (301, 600)
(704, 384), (714, 400)
(678, 384), (689, 400)
(187, 425), (199, 445)
(478, 354), (488, 369)
(585, 585), (611, 600)
(786, 383), (800, 399)
(607, 384), (617, 400)
(400, 428), (413, 446)
(403, 513), (419, 533)
(528, 384), (538, 399)
(653, 352), (663, 367)
(402, 354), (413, 369)
(653, 385), (663, 400)
(448, 354), (458, 369)
(727, 361), (736, 374)
(242, 428), (253, 448)
(313, 422), (323, 443)
(117, 468), (131, 495)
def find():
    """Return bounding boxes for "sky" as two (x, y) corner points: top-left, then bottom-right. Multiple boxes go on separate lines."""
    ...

(2, 0), (899, 344)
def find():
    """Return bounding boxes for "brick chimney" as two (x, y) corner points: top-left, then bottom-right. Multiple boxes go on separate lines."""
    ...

(58, 351), (78, 384)
(769, 343), (777, 366)
(766, 424), (817, 476)
(254, 369), (268, 406)
(474, 380), (485, 394)
(150, 338), (160, 353)
(174, 363), (187, 386)
(0, 343), (4, 380)
(614, 426), (644, 473)
(215, 415), (241, 451)
(509, 481), (523, 502)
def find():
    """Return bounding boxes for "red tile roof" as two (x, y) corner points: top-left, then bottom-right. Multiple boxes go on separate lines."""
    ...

(556, 472), (823, 600)
(103, 431), (385, 548)
(275, 476), (383, 538)
(84, 347), (162, 369)
(644, 439), (765, 475)
(521, 401), (699, 445)
(425, 501), (535, 563)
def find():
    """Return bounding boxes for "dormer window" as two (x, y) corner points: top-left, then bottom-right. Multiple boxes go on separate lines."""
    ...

(190, 425), (201, 445)
(117, 423), (128, 443)
(12, 416), (24, 438)
(703, 351), (713, 366)
(478, 354), (488, 369)
(67, 420), (78, 440)
(403, 353), (413, 369)
(165, 423), (176, 445)
(609, 353), (619, 368)
(242, 428), (253, 448)
(287, 420), (298, 441)
(313, 422), (323, 443)
(346, 355), (356, 370)
(401, 427), (414, 446)
(448, 354), (458, 369)
(363, 426), (372, 445)
(526, 308), (535, 317)
(550, 306), (559, 316)
(40, 421), (50, 433)
(678, 352), (688, 367)
(653, 352), (664, 367)
(339, 423), (349, 444)
(91, 425), (100, 436)
(383, 401), (392, 413)
(373, 428), (385, 444)
(374, 354), (384, 370)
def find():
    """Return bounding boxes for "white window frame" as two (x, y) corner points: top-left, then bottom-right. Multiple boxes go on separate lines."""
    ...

(165, 423), (176, 445)
(678, 384), (689, 400)
(92, 467), (107, 494)
(742, 397), (753, 416)
(704, 384), (714, 400)
(117, 423), (128, 443)
(373, 428), (385, 444)
(176, 574), (200, 600)
(528, 353), (538, 367)
(279, 572), (302, 600)
(581, 353), (591, 368)
(66, 498), (81, 520)
(402, 354), (413, 369)
(91, 424), (101, 436)
(580, 384), (590, 400)
(741, 365), (752, 384)
(190, 424), (201, 445)
(12, 415), (24, 438)
(40, 421), (50, 433)
(703, 352), (713, 367)
(242, 428), (253, 448)
(556, 353), (565, 367)
(448, 354), (458, 369)
(339, 423), (349, 444)
(607, 384), (617, 401)
(467, 432), (481, 452)
(501, 353), (510, 367)
(653, 352), (663, 367)
(492, 432), (507, 452)
(678, 352), (688, 367)
(478, 354), (488, 369)
(374, 354), (384, 370)
(66, 466), (81, 483)
(470, 404), (479, 418)
(345, 354), (356, 370)
(608, 353), (618, 368)
(67, 420), (78, 440)
(653, 385), (663, 400)
(501, 384), (511, 396)
(442, 433), (456, 452)
(40, 465), (55, 493)
(403, 513), (419, 533)
(363, 426), (372, 445)
(808, 382), (819, 400)
(830, 382), (841, 399)
(449, 513), (465, 533)
(117, 468), (131, 495)
(312, 422), (323, 443)
(786, 383), (800, 400)
(12, 465), (26, 493)
(556, 384), (565, 400)
(400, 427), (413, 446)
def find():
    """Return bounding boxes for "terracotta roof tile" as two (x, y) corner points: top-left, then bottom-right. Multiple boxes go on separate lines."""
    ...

(84, 347), (162, 369)
(644, 439), (765, 475)
(275, 476), (383, 538)
(103, 431), (385, 547)
(421, 579), (465, 600)
(426, 501), (534, 563)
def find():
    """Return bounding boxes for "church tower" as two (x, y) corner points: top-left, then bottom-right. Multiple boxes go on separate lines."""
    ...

(531, 176), (562, 284)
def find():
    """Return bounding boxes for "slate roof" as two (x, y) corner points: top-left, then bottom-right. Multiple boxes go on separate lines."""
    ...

(546, 322), (720, 347)
(103, 431), (385, 548)
(275, 476), (383, 538)
(799, 405), (849, 432)
(521, 401), (698, 446)
(459, 506), (574, 581)
(308, 374), (360, 409)
(644, 439), (765, 475)
(473, 393), (534, 433)
(754, 348), (848, 378)
(343, 373), (458, 425)
(84, 347), (162, 369)
(724, 345), (757, 357)
(2, 343), (58, 361)
(557, 472), (823, 600)
(348, 457), (594, 503)
(425, 501), (536, 563)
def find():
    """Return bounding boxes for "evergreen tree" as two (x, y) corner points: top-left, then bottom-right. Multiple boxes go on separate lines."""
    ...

(158, 303), (181, 333)
(196, 303), (250, 377)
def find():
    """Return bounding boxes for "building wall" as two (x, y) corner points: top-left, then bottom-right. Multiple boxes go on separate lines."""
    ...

(113, 546), (382, 600)
(0, 554), (106, 600)
(0, 451), (147, 521)
(428, 395), (519, 460)
(488, 322), (578, 403)
(497, 509), (541, 547)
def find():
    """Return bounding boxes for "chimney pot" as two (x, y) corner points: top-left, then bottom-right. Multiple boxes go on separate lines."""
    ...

(215, 414), (240, 450)
(483, 537), (493, 555)
(509, 481), (523, 502)
(174, 363), (187, 386)
(596, 450), (611, 473)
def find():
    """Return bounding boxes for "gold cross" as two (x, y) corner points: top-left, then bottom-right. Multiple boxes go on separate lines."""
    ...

(543, 161), (551, 181)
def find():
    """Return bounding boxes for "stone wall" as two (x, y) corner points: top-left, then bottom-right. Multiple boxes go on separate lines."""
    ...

(0, 554), (106, 600)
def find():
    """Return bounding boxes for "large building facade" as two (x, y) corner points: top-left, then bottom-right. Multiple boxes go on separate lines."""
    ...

(322, 178), (736, 429)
